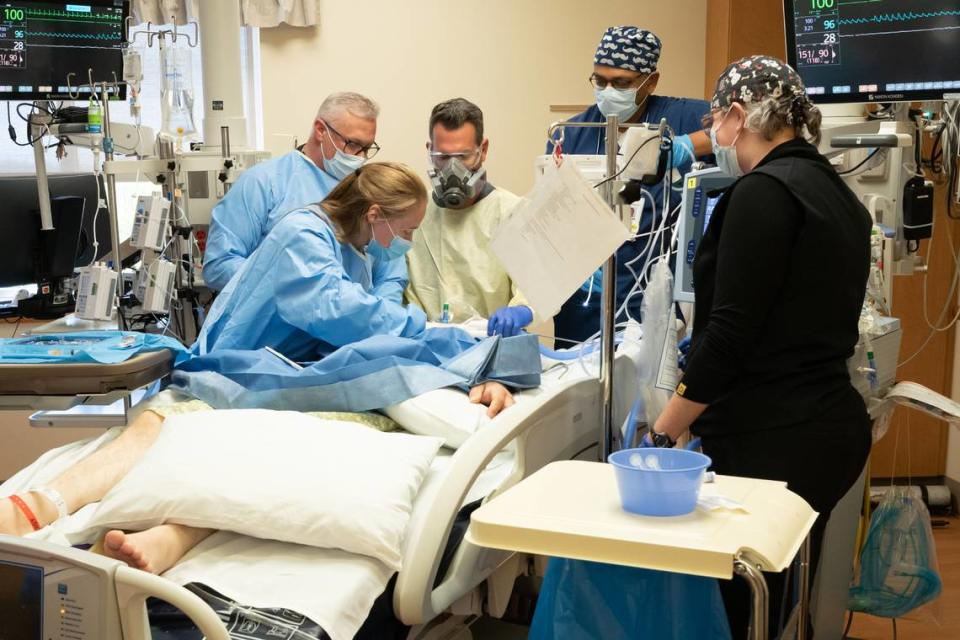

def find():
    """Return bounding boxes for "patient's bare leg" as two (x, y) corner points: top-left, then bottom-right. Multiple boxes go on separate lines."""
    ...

(103, 525), (214, 575)
(0, 410), (165, 535)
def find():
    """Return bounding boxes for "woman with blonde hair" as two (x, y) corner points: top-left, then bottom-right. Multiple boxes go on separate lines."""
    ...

(1, 162), (514, 574)
(196, 161), (430, 355)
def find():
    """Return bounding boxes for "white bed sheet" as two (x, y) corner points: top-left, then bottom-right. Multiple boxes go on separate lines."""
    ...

(0, 424), (517, 640)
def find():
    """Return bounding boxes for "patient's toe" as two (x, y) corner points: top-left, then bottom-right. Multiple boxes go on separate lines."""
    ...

(103, 530), (152, 572)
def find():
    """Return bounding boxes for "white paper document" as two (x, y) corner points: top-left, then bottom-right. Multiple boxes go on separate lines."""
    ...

(884, 381), (960, 426)
(490, 160), (631, 318)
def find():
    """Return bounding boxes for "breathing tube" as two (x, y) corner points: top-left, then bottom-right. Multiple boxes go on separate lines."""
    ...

(538, 334), (625, 361)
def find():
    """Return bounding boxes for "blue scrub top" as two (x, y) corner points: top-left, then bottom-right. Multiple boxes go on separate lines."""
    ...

(203, 151), (341, 291)
(195, 207), (424, 362)
(549, 96), (710, 343)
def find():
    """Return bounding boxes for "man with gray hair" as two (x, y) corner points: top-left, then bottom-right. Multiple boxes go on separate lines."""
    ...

(203, 91), (381, 290)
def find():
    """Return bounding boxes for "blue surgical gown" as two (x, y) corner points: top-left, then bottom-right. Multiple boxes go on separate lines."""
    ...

(203, 151), (340, 291)
(194, 207), (424, 361)
(548, 96), (710, 343)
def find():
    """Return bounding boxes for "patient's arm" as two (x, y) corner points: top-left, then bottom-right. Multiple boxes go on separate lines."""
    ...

(468, 382), (515, 418)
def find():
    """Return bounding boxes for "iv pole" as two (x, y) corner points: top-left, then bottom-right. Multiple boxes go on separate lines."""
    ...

(547, 115), (653, 461)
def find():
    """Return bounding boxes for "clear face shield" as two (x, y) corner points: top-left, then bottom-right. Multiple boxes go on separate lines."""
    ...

(427, 149), (487, 209)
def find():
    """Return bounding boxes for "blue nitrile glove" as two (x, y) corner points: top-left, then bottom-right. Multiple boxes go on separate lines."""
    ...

(671, 134), (694, 169)
(487, 306), (534, 337)
(678, 335), (692, 370)
(640, 432), (655, 448)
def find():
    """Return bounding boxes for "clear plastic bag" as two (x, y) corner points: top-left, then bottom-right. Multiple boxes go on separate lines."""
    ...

(848, 486), (942, 621)
(635, 257), (677, 425)
(159, 40), (197, 136)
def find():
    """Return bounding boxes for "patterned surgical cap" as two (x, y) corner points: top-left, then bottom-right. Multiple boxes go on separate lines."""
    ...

(712, 55), (809, 111)
(594, 26), (662, 74)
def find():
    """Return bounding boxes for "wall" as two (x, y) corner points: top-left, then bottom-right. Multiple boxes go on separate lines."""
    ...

(0, 320), (102, 481)
(704, 0), (787, 99)
(949, 329), (960, 495)
(258, 0), (708, 196)
(872, 179), (958, 478)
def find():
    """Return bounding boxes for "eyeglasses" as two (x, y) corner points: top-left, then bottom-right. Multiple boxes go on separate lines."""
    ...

(323, 119), (380, 159)
(428, 147), (482, 168)
(589, 73), (647, 91)
(701, 112), (715, 131)
(701, 108), (729, 132)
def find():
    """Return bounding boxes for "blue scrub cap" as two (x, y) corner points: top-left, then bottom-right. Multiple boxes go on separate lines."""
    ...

(594, 26), (661, 74)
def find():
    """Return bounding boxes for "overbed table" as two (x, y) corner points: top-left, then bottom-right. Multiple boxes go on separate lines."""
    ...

(467, 460), (816, 640)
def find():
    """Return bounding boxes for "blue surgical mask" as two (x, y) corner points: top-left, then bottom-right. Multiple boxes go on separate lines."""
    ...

(710, 119), (744, 178)
(595, 86), (640, 122)
(321, 130), (366, 180)
(367, 219), (412, 261)
(593, 75), (652, 122)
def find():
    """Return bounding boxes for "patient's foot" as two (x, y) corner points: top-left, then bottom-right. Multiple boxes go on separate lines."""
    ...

(103, 525), (214, 575)
(0, 493), (59, 536)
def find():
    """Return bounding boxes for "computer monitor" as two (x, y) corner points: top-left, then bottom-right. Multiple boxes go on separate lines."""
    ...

(784, 0), (960, 104)
(673, 167), (735, 303)
(0, 1), (129, 101)
(1, 194), (85, 317)
(0, 173), (112, 316)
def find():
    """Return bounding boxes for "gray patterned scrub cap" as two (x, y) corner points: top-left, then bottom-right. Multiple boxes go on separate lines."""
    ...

(712, 55), (811, 112)
(594, 26), (661, 74)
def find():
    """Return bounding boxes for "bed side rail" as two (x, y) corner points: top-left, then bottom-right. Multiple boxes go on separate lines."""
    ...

(394, 374), (600, 624)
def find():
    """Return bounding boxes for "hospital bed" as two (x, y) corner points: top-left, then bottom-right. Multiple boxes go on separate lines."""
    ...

(0, 345), (641, 640)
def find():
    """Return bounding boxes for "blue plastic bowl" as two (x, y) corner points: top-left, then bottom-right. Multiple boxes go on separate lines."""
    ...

(608, 448), (712, 517)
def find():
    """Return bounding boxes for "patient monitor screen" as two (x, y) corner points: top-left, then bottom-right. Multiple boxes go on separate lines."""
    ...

(0, 1), (128, 101)
(0, 560), (43, 639)
(674, 169), (734, 303)
(785, 0), (960, 103)
(701, 193), (721, 233)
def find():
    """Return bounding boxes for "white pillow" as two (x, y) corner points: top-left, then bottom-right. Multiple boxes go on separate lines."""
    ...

(84, 410), (442, 570)
(384, 387), (541, 448)
(384, 388), (488, 448)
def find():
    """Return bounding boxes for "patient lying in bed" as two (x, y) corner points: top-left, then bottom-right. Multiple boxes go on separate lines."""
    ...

(0, 163), (525, 574)
(0, 362), (516, 574)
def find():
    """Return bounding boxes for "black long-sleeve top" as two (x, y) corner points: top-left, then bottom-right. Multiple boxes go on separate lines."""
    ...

(679, 138), (871, 436)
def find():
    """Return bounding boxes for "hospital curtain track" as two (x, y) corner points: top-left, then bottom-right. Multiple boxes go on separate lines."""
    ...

(131, 0), (319, 27)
